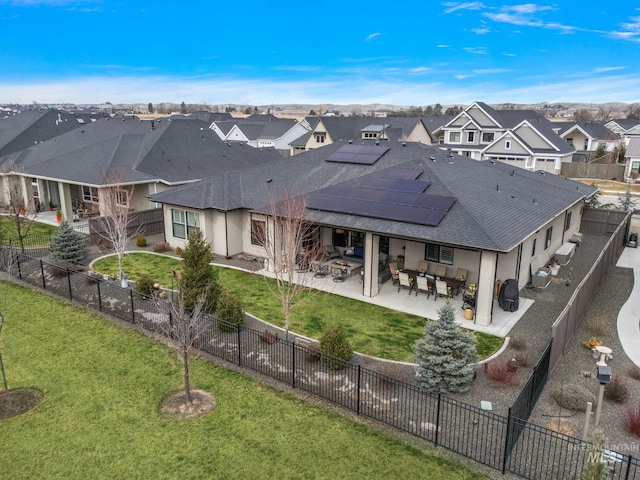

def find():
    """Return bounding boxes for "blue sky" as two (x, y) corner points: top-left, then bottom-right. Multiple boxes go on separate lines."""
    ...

(1, 1), (640, 106)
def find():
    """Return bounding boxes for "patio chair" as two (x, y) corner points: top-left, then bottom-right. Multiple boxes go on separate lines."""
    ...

(325, 245), (341, 260)
(454, 268), (467, 283)
(332, 267), (347, 283)
(417, 260), (429, 273)
(416, 275), (431, 298)
(434, 280), (452, 301)
(435, 265), (447, 278)
(389, 261), (399, 286)
(313, 264), (329, 278)
(398, 272), (414, 294)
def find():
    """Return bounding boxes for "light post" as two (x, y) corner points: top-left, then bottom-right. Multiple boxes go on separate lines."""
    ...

(594, 345), (612, 428)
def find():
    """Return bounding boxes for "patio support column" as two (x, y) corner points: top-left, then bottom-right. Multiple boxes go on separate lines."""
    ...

(57, 183), (73, 223)
(363, 232), (379, 297)
(475, 251), (498, 326)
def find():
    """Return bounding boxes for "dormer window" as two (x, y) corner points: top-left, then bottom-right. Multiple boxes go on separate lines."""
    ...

(315, 132), (326, 143)
(505, 140), (511, 149)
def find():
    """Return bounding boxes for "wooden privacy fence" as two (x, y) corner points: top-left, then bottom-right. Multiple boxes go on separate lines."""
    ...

(550, 209), (630, 371)
(561, 162), (626, 180)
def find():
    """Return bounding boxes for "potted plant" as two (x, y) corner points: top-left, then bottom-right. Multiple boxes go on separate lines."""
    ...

(395, 254), (405, 270)
(48, 201), (54, 211)
(55, 209), (62, 222)
(18, 204), (25, 215)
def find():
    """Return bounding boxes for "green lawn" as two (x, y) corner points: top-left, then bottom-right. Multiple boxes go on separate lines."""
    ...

(0, 216), (59, 245)
(92, 253), (503, 362)
(0, 283), (489, 480)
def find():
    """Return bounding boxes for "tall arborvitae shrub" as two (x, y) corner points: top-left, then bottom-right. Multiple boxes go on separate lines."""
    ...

(320, 323), (353, 370)
(414, 301), (478, 393)
(179, 229), (220, 313)
(216, 290), (245, 332)
(50, 221), (88, 265)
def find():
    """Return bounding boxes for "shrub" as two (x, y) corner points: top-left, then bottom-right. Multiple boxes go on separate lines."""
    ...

(583, 337), (602, 350)
(625, 404), (640, 437)
(85, 270), (103, 285)
(259, 330), (277, 344)
(586, 315), (610, 337)
(605, 376), (629, 404)
(484, 359), (518, 385)
(135, 274), (155, 296)
(514, 351), (533, 368)
(320, 323), (353, 370)
(152, 241), (171, 253)
(627, 365), (640, 381)
(553, 384), (596, 412)
(216, 290), (244, 332)
(174, 246), (183, 257)
(509, 336), (527, 351)
(136, 235), (147, 248)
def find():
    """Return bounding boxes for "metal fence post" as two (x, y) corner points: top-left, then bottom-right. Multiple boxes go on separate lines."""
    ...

(17, 254), (22, 280)
(40, 260), (46, 290)
(237, 324), (242, 366)
(130, 290), (135, 324)
(435, 393), (441, 446)
(97, 281), (102, 311)
(502, 407), (512, 474)
(292, 342), (296, 389)
(66, 268), (72, 301)
(356, 365), (361, 415)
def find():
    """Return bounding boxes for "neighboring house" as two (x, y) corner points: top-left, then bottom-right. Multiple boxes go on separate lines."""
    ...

(0, 108), (97, 158)
(556, 122), (621, 154)
(0, 115), (281, 222)
(625, 138), (640, 178)
(209, 114), (309, 157)
(605, 118), (640, 143)
(289, 116), (441, 155)
(149, 140), (594, 326)
(439, 102), (575, 173)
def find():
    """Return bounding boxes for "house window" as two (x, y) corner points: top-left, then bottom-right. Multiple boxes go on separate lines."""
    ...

(449, 131), (461, 143)
(566, 137), (573, 146)
(467, 131), (475, 143)
(332, 229), (348, 247)
(315, 133), (326, 143)
(425, 243), (454, 265)
(564, 211), (572, 232)
(531, 238), (537, 257)
(525, 157), (534, 169)
(250, 213), (266, 245)
(116, 189), (128, 207)
(83, 186), (99, 203)
(505, 140), (511, 149)
(631, 161), (640, 173)
(545, 226), (553, 249)
(438, 134), (445, 144)
(482, 132), (494, 143)
(172, 209), (200, 239)
(584, 139), (589, 150)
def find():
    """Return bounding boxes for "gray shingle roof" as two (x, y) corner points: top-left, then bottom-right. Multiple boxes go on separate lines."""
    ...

(150, 140), (594, 253)
(559, 122), (621, 141)
(1, 116), (281, 186)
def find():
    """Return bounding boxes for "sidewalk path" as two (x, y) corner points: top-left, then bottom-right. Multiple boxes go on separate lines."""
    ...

(615, 246), (640, 367)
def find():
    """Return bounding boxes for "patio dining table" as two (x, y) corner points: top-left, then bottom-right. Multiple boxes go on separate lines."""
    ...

(402, 269), (465, 296)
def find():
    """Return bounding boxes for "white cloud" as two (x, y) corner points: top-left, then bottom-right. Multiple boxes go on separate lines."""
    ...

(593, 66), (626, 73)
(0, 0), (99, 6)
(436, 44), (451, 48)
(409, 67), (431, 73)
(365, 32), (381, 42)
(502, 52), (516, 57)
(463, 46), (488, 54)
(471, 27), (490, 34)
(442, 2), (485, 15)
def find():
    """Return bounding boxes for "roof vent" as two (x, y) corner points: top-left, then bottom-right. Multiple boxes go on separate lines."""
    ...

(402, 142), (406, 147)
(510, 169), (515, 176)
(266, 178), (272, 183)
(430, 156), (436, 161)
(496, 185), (499, 191)
(490, 160), (496, 164)
(348, 140), (352, 144)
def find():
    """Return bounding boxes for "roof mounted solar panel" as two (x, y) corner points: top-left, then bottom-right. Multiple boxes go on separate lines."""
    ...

(413, 195), (457, 211)
(326, 144), (389, 165)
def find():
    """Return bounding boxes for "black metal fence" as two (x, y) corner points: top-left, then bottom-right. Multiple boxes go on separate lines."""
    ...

(4, 252), (639, 480)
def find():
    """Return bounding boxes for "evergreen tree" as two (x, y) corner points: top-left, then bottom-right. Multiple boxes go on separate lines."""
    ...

(49, 221), (88, 265)
(617, 184), (636, 212)
(148, 102), (154, 114)
(180, 101), (188, 114)
(179, 230), (220, 313)
(414, 301), (478, 393)
(581, 429), (608, 480)
(320, 323), (353, 370)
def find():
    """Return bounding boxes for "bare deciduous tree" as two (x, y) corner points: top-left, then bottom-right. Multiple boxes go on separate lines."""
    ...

(93, 170), (142, 285)
(152, 291), (209, 406)
(1, 164), (36, 253)
(253, 188), (323, 340)
(596, 105), (614, 122)
(574, 109), (594, 122)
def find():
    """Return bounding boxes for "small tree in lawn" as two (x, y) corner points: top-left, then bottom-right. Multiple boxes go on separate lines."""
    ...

(252, 187), (323, 340)
(93, 170), (141, 284)
(414, 301), (478, 393)
(1, 163), (36, 253)
(50, 221), (88, 265)
(153, 289), (209, 408)
(179, 229), (220, 314)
